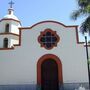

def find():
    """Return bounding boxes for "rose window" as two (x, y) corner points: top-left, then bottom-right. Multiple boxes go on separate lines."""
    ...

(38, 29), (60, 50)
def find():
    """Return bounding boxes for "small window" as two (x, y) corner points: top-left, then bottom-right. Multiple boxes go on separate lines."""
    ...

(3, 38), (8, 48)
(5, 24), (9, 32)
(38, 29), (60, 50)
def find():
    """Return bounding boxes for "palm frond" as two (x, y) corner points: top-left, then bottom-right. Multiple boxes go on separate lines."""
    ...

(71, 0), (90, 35)
(80, 16), (90, 35)
(78, 0), (89, 8)
(85, 4), (90, 13)
(71, 9), (87, 20)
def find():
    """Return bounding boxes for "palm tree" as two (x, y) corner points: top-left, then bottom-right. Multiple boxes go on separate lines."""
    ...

(71, 0), (90, 35)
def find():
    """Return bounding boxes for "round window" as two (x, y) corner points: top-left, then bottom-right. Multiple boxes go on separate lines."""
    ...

(38, 28), (60, 50)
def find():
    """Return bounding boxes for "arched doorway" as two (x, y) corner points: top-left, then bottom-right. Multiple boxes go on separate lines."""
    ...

(41, 59), (58, 90)
(37, 54), (63, 90)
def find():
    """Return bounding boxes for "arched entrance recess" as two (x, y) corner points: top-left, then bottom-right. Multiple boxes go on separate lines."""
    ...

(37, 54), (63, 90)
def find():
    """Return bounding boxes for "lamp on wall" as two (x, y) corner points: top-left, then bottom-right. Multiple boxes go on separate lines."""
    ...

(84, 32), (90, 89)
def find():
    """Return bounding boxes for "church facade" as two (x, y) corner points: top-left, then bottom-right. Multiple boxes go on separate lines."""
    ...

(0, 3), (89, 90)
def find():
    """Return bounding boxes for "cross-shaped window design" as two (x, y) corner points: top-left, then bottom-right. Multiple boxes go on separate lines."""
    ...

(38, 29), (60, 50)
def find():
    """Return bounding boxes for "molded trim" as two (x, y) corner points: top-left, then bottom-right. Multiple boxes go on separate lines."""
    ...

(37, 54), (63, 85)
(0, 19), (21, 25)
(0, 33), (19, 36)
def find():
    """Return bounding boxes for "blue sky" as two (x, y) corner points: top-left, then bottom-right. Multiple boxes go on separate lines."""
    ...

(0, 0), (84, 26)
(0, 0), (87, 41)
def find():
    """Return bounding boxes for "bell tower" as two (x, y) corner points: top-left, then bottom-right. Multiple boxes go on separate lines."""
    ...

(0, 1), (21, 49)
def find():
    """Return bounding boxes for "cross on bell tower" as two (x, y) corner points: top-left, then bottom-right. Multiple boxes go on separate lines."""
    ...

(8, 0), (14, 15)
(8, 0), (14, 8)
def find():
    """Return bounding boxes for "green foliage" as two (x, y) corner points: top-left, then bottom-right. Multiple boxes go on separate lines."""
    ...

(71, 0), (90, 34)
(88, 58), (90, 64)
(71, 9), (87, 20)
(78, 0), (89, 8)
(85, 4), (90, 13)
(80, 16), (90, 35)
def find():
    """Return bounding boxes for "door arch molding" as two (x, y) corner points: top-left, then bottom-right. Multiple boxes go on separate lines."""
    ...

(37, 54), (63, 85)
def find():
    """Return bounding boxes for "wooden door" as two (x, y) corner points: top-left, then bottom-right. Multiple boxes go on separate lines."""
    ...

(41, 59), (59, 90)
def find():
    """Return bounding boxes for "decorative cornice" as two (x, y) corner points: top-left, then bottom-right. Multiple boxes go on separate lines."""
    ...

(0, 33), (19, 36)
(19, 20), (78, 30)
(0, 19), (21, 25)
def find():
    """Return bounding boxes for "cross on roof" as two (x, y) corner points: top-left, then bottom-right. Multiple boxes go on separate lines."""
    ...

(8, 0), (14, 8)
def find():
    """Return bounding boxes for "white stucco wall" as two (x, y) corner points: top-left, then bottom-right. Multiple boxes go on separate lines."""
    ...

(10, 39), (19, 47)
(0, 35), (19, 48)
(0, 20), (20, 34)
(0, 20), (12, 33)
(10, 21), (20, 34)
(0, 19), (20, 48)
(0, 21), (89, 85)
